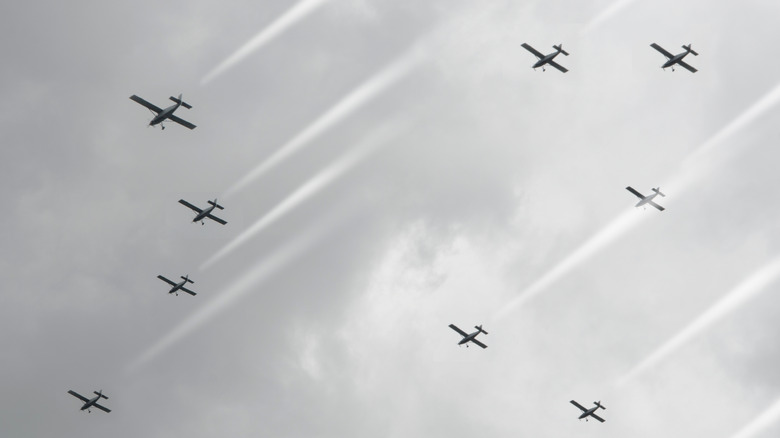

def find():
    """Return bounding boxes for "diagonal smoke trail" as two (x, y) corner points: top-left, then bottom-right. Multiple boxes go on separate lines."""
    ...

(127, 210), (347, 372)
(581, 0), (639, 35)
(617, 256), (780, 385)
(495, 208), (646, 320)
(729, 398), (780, 438)
(201, 0), (332, 85)
(495, 81), (780, 320)
(202, 121), (407, 270)
(224, 44), (424, 197)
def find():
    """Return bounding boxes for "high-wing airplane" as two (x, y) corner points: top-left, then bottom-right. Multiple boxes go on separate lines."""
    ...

(157, 274), (196, 296)
(521, 43), (569, 72)
(449, 324), (488, 348)
(67, 389), (111, 413)
(626, 186), (665, 211)
(570, 400), (606, 422)
(129, 93), (197, 130)
(650, 43), (698, 72)
(179, 198), (227, 225)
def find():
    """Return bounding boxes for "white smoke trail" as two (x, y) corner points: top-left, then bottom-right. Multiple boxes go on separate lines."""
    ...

(581, 0), (639, 35)
(201, 0), (331, 85)
(495, 81), (780, 319)
(224, 44), (425, 197)
(617, 257), (780, 385)
(495, 208), (647, 320)
(202, 121), (407, 270)
(729, 398), (780, 438)
(127, 214), (343, 372)
(684, 82), (780, 161)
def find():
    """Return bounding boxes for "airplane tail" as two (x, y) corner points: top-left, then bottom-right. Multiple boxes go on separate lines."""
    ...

(208, 199), (225, 210)
(553, 44), (570, 56)
(169, 94), (193, 109)
(652, 187), (665, 197)
(93, 391), (108, 400)
(594, 401), (605, 410)
(475, 325), (489, 335)
(682, 44), (699, 56)
(180, 275), (194, 284)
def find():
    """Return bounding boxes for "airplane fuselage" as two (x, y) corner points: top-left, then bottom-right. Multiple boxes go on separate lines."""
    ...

(81, 396), (100, 411)
(663, 51), (690, 69)
(579, 407), (598, 419)
(170, 281), (186, 294)
(150, 102), (181, 126)
(635, 192), (658, 208)
(534, 51), (560, 69)
(193, 205), (216, 223)
(458, 332), (479, 345)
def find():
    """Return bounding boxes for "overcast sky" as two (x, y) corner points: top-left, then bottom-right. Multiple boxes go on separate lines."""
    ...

(4, 0), (780, 437)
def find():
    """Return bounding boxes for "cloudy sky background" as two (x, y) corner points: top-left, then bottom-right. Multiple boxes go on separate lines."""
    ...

(4, 0), (780, 437)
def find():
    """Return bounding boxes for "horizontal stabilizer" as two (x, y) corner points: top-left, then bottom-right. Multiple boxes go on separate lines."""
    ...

(207, 200), (224, 210)
(553, 44), (569, 56)
(475, 325), (489, 335)
(169, 96), (192, 109)
(180, 276), (194, 284)
(93, 391), (108, 399)
(682, 44), (699, 56)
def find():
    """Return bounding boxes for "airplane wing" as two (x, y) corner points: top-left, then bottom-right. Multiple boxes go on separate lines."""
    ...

(625, 186), (645, 199)
(67, 390), (89, 403)
(92, 402), (111, 413)
(129, 95), (162, 113)
(590, 413), (606, 423)
(157, 275), (177, 287)
(676, 60), (698, 73)
(521, 43), (545, 59)
(547, 60), (568, 73)
(448, 324), (468, 337)
(648, 201), (665, 211)
(180, 287), (197, 296)
(570, 400), (587, 412)
(178, 199), (203, 213)
(471, 338), (488, 349)
(168, 114), (197, 130)
(650, 43), (674, 59)
(206, 213), (227, 225)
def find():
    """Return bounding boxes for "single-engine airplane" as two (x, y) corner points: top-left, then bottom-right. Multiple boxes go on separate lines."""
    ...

(449, 324), (488, 348)
(650, 43), (698, 72)
(67, 389), (111, 413)
(179, 198), (227, 225)
(157, 274), (196, 296)
(626, 186), (665, 211)
(570, 400), (606, 422)
(129, 93), (197, 130)
(521, 43), (569, 72)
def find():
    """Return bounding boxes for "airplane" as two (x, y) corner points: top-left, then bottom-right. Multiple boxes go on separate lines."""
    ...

(448, 324), (488, 348)
(626, 186), (665, 211)
(521, 43), (569, 72)
(570, 400), (606, 422)
(179, 198), (227, 225)
(650, 43), (698, 72)
(157, 274), (196, 296)
(67, 389), (111, 413)
(129, 93), (197, 130)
